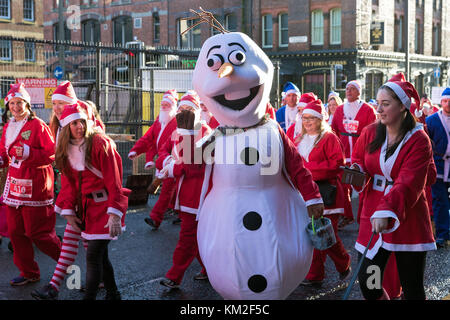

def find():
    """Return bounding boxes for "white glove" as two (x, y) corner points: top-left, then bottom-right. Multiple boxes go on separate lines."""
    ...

(104, 214), (122, 237)
(144, 161), (155, 169)
(128, 151), (137, 160)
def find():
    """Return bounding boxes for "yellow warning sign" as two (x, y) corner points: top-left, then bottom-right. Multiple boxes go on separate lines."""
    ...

(45, 88), (55, 109)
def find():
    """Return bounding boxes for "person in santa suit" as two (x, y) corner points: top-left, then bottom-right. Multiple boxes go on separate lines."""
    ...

(276, 82), (301, 131)
(155, 93), (211, 289)
(425, 87), (450, 248)
(31, 99), (106, 300)
(53, 104), (129, 300)
(286, 99), (352, 287)
(200, 100), (220, 129)
(331, 80), (377, 228)
(0, 83), (61, 286)
(350, 80), (436, 300)
(128, 89), (178, 230)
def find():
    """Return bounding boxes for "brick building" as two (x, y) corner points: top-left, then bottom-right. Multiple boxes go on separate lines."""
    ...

(42, 0), (450, 102)
(0, 0), (45, 99)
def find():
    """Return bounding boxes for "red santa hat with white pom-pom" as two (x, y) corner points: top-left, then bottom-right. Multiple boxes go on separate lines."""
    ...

(302, 99), (326, 120)
(59, 103), (88, 128)
(297, 92), (317, 108)
(161, 89), (178, 107)
(383, 80), (420, 112)
(4, 83), (31, 106)
(52, 81), (78, 104)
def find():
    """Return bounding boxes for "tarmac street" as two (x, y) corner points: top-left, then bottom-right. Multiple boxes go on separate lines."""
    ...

(0, 195), (448, 301)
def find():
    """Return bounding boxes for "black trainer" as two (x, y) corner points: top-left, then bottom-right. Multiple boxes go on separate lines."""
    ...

(160, 278), (180, 289)
(31, 284), (59, 300)
(105, 291), (122, 300)
(144, 217), (159, 230)
(339, 266), (352, 281)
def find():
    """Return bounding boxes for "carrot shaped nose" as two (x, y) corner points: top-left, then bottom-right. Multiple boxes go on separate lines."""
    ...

(218, 62), (234, 78)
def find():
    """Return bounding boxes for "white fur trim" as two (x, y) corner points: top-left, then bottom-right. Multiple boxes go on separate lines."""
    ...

(285, 89), (300, 96)
(176, 128), (199, 135)
(52, 94), (77, 104)
(179, 205), (198, 215)
(381, 242), (437, 252)
(162, 96), (176, 105)
(324, 208), (344, 215)
(305, 198), (324, 206)
(441, 95), (450, 100)
(346, 81), (361, 93)
(60, 209), (76, 216)
(128, 151), (137, 158)
(60, 113), (87, 127)
(302, 109), (323, 120)
(370, 210), (400, 233)
(383, 82), (411, 110)
(107, 207), (124, 219)
(54, 205), (62, 214)
(178, 100), (199, 110)
(144, 161), (155, 169)
(21, 144), (30, 161)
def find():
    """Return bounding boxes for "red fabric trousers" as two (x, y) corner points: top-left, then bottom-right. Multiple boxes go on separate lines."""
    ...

(382, 254), (402, 299)
(165, 211), (205, 284)
(305, 214), (351, 281)
(6, 205), (61, 279)
(150, 178), (177, 225)
(342, 184), (355, 221)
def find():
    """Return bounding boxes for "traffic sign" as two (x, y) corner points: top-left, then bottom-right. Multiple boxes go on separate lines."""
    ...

(434, 67), (441, 79)
(54, 66), (63, 80)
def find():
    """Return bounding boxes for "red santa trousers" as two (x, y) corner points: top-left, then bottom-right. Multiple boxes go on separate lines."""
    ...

(165, 211), (206, 284)
(149, 178), (176, 225)
(6, 205), (61, 279)
(305, 214), (351, 281)
(382, 254), (402, 299)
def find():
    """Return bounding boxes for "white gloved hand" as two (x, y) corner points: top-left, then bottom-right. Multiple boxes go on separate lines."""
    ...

(144, 161), (155, 169)
(104, 214), (122, 237)
(128, 151), (137, 160)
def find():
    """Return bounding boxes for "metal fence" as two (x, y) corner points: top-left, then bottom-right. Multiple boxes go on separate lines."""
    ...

(0, 37), (200, 180)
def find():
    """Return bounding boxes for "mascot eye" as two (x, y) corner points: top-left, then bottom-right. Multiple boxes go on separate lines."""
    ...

(207, 54), (224, 70)
(228, 50), (246, 66)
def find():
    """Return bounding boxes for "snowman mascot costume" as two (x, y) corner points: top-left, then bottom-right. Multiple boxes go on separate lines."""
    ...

(182, 30), (324, 300)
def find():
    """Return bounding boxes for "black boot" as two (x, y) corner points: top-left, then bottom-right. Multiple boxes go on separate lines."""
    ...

(105, 290), (121, 300)
(31, 284), (59, 300)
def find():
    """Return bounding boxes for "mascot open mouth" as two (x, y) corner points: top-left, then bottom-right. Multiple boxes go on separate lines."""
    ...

(213, 85), (261, 111)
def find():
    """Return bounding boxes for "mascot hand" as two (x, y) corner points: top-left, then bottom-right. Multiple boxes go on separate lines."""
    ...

(176, 110), (196, 130)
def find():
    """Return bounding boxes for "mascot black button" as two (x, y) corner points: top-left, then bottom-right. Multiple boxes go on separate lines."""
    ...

(248, 275), (267, 293)
(240, 147), (259, 165)
(243, 211), (262, 230)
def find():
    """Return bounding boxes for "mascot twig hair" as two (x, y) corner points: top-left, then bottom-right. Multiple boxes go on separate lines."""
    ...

(181, 7), (229, 36)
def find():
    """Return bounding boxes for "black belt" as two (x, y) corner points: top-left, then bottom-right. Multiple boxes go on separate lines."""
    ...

(340, 132), (360, 138)
(85, 190), (108, 199)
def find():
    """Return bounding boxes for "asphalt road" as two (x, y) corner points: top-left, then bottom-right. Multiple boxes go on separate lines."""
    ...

(0, 194), (448, 302)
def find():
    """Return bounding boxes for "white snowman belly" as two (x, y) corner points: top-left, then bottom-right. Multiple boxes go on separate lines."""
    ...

(197, 121), (313, 299)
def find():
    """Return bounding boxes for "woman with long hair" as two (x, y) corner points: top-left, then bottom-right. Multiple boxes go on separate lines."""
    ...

(327, 92), (343, 125)
(0, 83), (61, 286)
(51, 104), (128, 300)
(350, 80), (436, 300)
(287, 99), (351, 286)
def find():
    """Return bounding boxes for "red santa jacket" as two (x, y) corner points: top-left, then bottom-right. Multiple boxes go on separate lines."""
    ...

(156, 123), (211, 214)
(287, 127), (348, 215)
(130, 116), (177, 167)
(56, 134), (129, 240)
(331, 101), (377, 162)
(351, 122), (436, 258)
(0, 116), (55, 207)
(208, 116), (220, 129)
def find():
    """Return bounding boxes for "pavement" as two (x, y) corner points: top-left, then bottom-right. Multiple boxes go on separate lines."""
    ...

(0, 194), (448, 302)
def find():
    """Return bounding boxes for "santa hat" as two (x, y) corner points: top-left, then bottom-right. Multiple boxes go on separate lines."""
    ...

(178, 93), (201, 111)
(52, 81), (77, 104)
(302, 99), (325, 120)
(328, 91), (339, 100)
(59, 104), (88, 127)
(389, 73), (406, 82)
(346, 80), (362, 93)
(441, 87), (450, 101)
(161, 89), (178, 107)
(383, 80), (420, 111)
(282, 82), (301, 96)
(4, 83), (31, 106)
(297, 92), (317, 108)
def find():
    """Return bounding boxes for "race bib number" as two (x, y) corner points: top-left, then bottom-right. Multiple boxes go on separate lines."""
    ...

(343, 119), (359, 134)
(10, 178), (32, 198)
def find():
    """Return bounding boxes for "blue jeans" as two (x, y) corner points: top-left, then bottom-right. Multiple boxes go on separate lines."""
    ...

(430, 179), (450, 242)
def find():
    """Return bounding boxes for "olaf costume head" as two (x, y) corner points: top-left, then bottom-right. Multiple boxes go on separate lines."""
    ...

(193, 32), (274, 128)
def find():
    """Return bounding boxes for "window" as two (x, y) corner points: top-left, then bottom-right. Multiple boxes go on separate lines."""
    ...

(262, 14), (273, 48)
(330, 8), (341, 45)
(153, 12), (160, 42)
(177, 18), (201, 49)
(24, 41), (35, 61)
(415, 19), (422, 53)
(23, 0), (34, 21)
(311, 10), (324, 45)
(279, 13), (288, 47)
(432, 24), (440, 55)
(53, 22), (71, 41)
(82, 19), (100, 43)
(113, 16), (133, 46)
(225, 14), (237, 32)
(394, 16), (404, 51)
(0, 39), (11, 61)
(0, 0), (10, 19)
